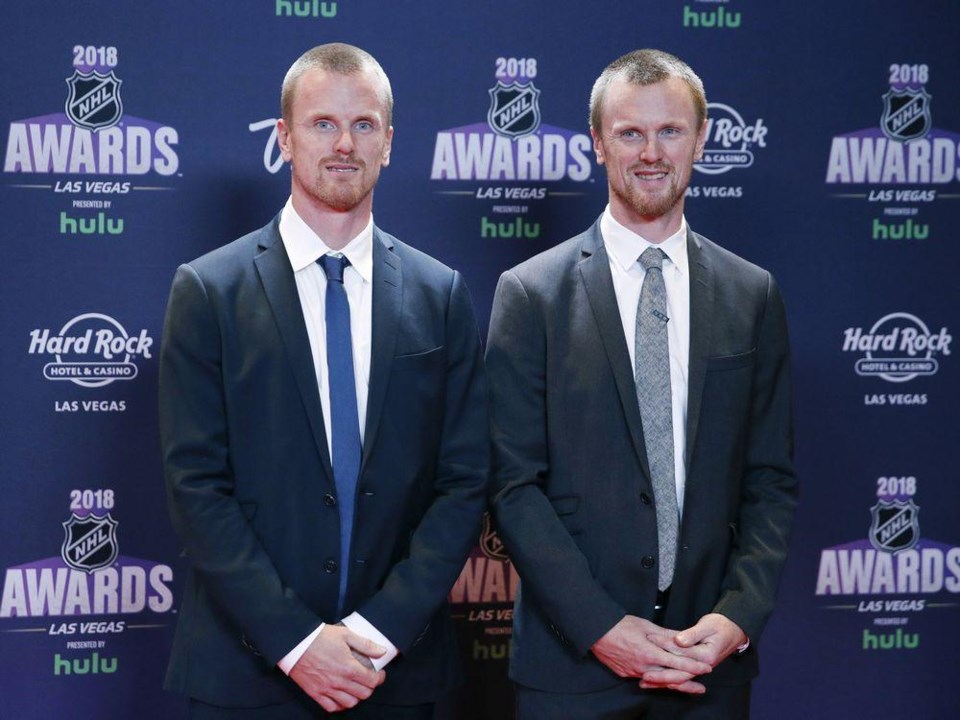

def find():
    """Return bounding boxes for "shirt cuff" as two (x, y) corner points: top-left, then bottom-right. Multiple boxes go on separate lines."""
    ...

(737, 638), (751, 654)
(278, 623), (325, 675)
(341, 612), (399, 671)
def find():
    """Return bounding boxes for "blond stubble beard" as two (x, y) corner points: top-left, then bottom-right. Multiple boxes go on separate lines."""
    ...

(615, 163), (691, 221)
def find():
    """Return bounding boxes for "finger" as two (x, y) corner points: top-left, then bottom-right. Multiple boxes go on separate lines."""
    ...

(639, 668), (698, 686)
(648, 646), (712, 676)
(343, 664), (385, 690)
(647, 633), (715, 665)
(646, 633), (677, 651)
(640, 679), (707, 694)
(336, 676), (382, 700)
(345, 633), (387, 658)
(675, 624), (712, 648)
(326, 689), (362, 710)
(317, 695), (343, 713)
(351, 649), (376, 669)
(348, 668), (386, 689)
(643, 622), (679, 638)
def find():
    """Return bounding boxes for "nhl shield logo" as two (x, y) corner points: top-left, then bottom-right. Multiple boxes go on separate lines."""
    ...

(65, 70), (123, 131)
(880, 88), (931, 142)
(61, 513), (119, 572)
(487, 81), (541, 138)
(869, 499), (919, 553)
(479, 512), (509, 561)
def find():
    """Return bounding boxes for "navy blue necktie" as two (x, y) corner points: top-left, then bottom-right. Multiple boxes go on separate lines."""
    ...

(318, 253), (361, 614)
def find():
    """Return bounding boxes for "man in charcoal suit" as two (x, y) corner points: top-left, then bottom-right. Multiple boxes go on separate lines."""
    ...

(487, 49), (797, 719)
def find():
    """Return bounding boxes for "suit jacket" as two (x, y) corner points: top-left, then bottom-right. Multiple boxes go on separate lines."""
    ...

(487, 218), (797, 693)
(159, 216), (488, 707)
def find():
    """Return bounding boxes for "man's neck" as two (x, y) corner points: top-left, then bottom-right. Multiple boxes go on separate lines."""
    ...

(608, 201), (683, 244)
(290, 193), (372, 250)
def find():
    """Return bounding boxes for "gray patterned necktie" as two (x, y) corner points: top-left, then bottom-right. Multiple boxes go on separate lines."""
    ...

(635, 246), (678, 591)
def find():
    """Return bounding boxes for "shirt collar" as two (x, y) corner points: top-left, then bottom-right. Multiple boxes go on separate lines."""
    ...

(279, 197), (374, 283)
(600, 205), (689, 276)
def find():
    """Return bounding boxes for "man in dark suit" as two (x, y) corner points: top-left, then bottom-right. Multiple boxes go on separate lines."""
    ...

(159, 43), (488, 719)
(487, 49), (797, 718)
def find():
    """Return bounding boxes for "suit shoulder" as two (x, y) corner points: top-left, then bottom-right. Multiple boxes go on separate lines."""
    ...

(505, 229), (591, 285)
(383, 230), (459, 286)
(692, 230), (776, 286)
(184, 218), (277, 281)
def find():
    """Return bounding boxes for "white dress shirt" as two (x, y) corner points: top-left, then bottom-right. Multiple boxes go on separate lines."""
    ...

(600, 206), (690, 517)
(275, 198), (398, 673)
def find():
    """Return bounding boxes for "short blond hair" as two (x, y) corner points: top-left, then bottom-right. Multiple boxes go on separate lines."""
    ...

(280, 42), (393, 126)
(589, 49), (707, 133)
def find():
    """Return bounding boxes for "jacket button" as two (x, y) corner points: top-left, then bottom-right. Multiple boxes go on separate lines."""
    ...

(323, 494), (337, 507)
(639, 493), (652, 505)
(641, 555), (655, 569)
(324, 559), (338, 573)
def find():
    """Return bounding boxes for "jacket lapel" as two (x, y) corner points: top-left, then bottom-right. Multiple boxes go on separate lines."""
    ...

(253, 217), (334, 479)
(360, 227), (402, 474)
(684, 229), (715, 471)
(578, 221), (652, 480)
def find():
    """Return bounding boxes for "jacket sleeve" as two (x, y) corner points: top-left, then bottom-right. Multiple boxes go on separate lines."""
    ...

(712, 273), (798, 643)
(487, 270), (626, 656)
(160, 264), (321, 665)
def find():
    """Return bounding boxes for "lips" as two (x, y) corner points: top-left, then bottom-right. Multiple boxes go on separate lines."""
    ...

(323, 156), (362, 173)
(633, 164), (672, 180)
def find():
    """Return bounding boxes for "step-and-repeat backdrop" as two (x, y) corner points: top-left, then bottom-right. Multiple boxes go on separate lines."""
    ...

(2, 2), (958, 718)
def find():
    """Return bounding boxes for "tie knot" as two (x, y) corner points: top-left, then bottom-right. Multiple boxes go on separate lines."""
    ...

(639, 246), (666, 272)
(319, 253), (350, 283)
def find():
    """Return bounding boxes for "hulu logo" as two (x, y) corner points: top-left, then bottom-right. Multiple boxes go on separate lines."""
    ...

(683, 5), (741, 28)
(872, 218), (929, 240)
(53, 652), (118, 675)
(480, 216), (541, 239)
(472, 638), (511, 660)
(275, 0), (337, 17)
(862, 628), (919, 650)
(60, 212), (124, 236)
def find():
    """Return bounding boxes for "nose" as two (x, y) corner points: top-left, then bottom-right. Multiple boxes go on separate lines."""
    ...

(333, 128), (354, 156)
(640, 135), (662, 163)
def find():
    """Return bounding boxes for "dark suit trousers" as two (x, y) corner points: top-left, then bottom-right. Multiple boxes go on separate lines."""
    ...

(516, 682), (750, 720)
(190, 698), (433, 720)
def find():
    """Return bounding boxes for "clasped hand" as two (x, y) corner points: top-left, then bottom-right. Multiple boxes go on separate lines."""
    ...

(289, 624), (387, 713)
(591, 613), (746, 695)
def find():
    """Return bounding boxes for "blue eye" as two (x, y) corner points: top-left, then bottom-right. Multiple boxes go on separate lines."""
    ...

(315, 120), (335, 131)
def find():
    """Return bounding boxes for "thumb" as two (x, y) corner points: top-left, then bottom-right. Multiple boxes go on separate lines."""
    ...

(345, 632), (387, 658)
(674, 623), (710, 648)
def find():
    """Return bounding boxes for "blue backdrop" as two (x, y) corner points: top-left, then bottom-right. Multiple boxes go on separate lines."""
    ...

(2, 2), (958, 718)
